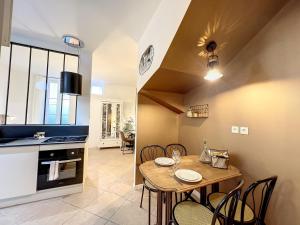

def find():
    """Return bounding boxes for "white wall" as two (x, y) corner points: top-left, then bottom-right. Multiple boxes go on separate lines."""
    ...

(137, 0), (191, 91)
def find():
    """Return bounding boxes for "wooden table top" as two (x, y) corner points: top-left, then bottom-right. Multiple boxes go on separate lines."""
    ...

(139, 155), (242, 193)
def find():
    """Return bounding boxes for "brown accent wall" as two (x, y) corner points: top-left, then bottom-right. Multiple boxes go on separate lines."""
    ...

(179, 1), (300, 224)
(135, 93), (182, 184)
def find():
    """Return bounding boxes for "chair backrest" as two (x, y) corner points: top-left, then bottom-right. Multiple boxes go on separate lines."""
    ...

(240, 176), (277, 224)
(119, 131), (126, 141)
(140, 145), (166, 163)
(212, 180), (244, 225)
(165, 144), (187, 157)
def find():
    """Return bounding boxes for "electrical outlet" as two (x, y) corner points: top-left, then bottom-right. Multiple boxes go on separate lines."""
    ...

(231, 126), (239, 134)
(240, 127), (249, 135)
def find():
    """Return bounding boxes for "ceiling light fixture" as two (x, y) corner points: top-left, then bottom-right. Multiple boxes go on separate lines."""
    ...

(61, 35), (84, 96)
(62, 34), (84, 48)
(204, 41), (223, 81)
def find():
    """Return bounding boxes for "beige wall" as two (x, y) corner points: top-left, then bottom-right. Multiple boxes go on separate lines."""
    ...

(135, 94), (180, 183)
(179, 0), (300, 224)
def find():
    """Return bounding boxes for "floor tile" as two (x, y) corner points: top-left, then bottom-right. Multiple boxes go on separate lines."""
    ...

(110, 200), (156, 225)
(83, 191), (126, 219)
(63, 185), (104, 208)
(63, 209), (108, 225)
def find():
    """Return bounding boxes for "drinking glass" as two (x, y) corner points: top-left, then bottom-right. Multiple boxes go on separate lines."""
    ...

(172, 149), (181, 171)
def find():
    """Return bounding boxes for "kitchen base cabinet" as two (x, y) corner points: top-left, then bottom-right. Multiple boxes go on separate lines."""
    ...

(0, 146), (39, 200)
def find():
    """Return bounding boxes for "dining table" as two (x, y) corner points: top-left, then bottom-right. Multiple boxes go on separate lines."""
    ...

(139, 155), (242, 225)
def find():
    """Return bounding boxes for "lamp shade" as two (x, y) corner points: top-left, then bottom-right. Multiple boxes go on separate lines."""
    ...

(60, 71), (82, 95)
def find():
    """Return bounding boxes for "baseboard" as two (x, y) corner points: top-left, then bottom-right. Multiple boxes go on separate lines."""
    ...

(0, 184), (83, 208)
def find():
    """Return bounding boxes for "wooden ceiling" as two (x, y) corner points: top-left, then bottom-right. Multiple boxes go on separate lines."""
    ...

(143, 0), (289, 93)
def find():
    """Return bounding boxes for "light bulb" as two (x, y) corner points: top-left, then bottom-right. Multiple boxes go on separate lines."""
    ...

(204, 68), (223, 81)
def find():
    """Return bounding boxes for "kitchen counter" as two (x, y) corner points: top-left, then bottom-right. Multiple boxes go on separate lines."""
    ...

(0, 136), (88, 148)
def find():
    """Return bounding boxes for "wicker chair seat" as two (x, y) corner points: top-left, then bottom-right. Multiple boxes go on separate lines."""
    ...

(174, 201), (221, 225)
(208, 192), (255, 223)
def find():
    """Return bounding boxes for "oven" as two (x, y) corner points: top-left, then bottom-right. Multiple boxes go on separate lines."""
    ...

(37, 146), (84, 190)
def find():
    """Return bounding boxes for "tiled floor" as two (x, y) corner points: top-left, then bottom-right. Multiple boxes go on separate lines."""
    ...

(0, 148), (156, 225)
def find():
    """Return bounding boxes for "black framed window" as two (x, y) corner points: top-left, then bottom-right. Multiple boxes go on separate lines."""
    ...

(0, 42), (79, 125)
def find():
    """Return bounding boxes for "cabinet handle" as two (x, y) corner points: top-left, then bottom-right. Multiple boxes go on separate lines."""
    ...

(41, 158), (81, 165)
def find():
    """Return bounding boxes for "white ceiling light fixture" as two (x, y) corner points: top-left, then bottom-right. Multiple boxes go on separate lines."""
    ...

(204, 41), (223, 81)
(62, 34), (84, 48)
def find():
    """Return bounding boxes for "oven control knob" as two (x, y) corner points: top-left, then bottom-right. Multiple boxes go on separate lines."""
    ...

(50, 153), (54, 157)
(71, 151), (75, 155)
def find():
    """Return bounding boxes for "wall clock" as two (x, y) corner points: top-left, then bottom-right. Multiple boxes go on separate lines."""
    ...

(139, 45), (154, 75)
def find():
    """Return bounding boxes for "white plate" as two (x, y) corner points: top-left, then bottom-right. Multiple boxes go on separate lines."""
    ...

(175, 169), (202, 182)
(154, 157), (175, 166)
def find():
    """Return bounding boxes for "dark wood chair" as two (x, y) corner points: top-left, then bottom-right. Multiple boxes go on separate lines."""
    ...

(207, 176), (278, 225)
(165, 144), (187, 158)
(139, 145), (166, 225)
(119, 131), (134, 154)
(172, 180), (244, 225)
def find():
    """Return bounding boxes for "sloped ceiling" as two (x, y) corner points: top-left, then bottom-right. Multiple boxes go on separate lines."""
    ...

(144, 0), (289, 93)
(12, 0), (162, 52)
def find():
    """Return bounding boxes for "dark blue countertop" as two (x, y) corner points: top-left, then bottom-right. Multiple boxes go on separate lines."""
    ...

(0, 136), (88, 148)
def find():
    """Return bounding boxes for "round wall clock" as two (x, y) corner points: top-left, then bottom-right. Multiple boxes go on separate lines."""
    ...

(139, 45), (154, 75)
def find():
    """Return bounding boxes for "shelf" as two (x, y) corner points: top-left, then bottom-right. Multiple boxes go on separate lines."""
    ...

(186, 104), (208, 118)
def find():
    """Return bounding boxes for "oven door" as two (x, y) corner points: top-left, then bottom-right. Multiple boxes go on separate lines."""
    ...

(37, 148), (84, 190)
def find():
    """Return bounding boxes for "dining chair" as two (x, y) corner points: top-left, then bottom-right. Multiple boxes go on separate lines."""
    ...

(172, 180), (244, 225)
(165, 144), (187, 158)
(139, 145), (166, 225)
(207, 176), (278, 225)
(119, 131), (134, 154)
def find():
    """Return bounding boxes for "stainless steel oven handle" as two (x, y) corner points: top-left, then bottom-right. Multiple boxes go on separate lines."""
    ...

(41, 158), (82, 165)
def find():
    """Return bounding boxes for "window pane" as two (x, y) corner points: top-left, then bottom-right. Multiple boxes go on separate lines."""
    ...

(7, 45), (30, 124)
(45, 79), (61, 124)
(61, 94), (76, 125)
(65, 55), (78, 73)
(48, 52), (64, 78)
(0, 46), (10, 124)
(27, 49), (47, 124)
(45, 52), (64, 124)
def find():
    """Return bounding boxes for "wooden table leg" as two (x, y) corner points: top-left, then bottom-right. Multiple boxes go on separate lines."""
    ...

(165, 192), (172, 225)
(212, 183), (220, 193)
(157, 191), (163, 225)
(200, 187), (207, 205)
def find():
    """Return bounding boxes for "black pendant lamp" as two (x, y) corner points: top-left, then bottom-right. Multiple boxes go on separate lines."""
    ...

(60, 71), (82, 95)
(60, 34), (84, 96)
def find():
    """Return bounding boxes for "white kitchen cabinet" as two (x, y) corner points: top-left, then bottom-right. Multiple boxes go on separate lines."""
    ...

(0, 146), (39, 200)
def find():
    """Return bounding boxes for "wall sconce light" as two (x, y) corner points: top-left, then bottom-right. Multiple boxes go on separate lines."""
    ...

(204, 41), (223, 81)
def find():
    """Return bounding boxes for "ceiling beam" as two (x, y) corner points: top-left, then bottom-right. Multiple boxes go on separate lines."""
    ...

(139, 90), (184, 114)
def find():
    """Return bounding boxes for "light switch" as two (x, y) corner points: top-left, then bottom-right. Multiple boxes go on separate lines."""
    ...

(240, 127), (249, 135)
(231, 126), (239, 134)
